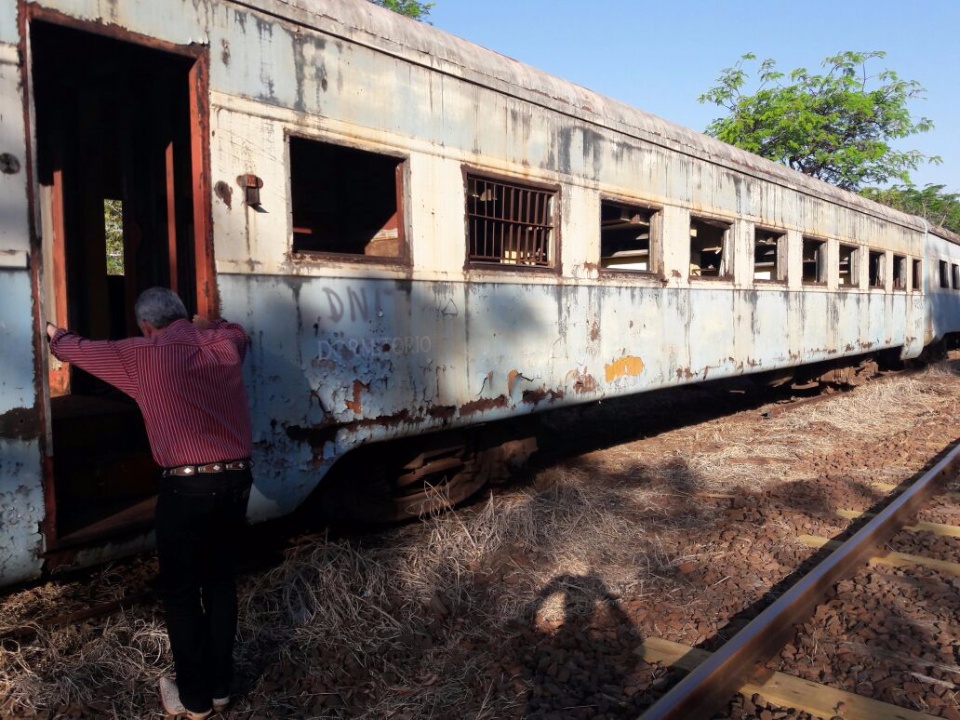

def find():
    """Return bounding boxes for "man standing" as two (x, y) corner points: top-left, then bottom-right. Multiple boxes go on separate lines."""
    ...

(47, 287), (253, 720)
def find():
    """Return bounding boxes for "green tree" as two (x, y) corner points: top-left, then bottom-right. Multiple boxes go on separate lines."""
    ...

(104, 199), (124, 275)
(860, 184), (960, 234)
(699, 51), (940, 191)
(368, 0), (433, 21)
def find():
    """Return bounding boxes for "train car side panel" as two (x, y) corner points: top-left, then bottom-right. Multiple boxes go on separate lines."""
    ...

(0, 36), (46, 584)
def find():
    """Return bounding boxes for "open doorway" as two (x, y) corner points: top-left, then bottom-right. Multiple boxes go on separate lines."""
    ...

(31, 21), (208, 546)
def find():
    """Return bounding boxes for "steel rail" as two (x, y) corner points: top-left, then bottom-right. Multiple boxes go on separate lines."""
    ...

(639, 440), (960, 720)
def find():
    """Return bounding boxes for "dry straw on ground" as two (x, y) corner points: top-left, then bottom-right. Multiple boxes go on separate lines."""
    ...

(3, 360), (960, 718)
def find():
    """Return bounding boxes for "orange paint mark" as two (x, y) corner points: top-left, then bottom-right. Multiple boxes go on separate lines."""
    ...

(508, 369), (520, 396)
(604, 356), (644, 383)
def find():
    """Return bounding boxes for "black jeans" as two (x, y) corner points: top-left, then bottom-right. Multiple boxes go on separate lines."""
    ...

(155, 468), (251, 713)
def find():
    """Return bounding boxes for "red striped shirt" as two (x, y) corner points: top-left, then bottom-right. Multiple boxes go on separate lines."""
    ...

(51, 319), (252, 468)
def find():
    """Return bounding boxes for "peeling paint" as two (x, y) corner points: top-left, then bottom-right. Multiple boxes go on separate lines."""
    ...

(567, 368), (598, 394)
(345, 379), (366, 414)
(0, 406), (40, 440)
(522, 388), (564, 405)
(460, 395), (509, 415)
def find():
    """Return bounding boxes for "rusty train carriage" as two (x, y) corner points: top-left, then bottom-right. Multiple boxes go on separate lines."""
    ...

(2, 0), (960, 586)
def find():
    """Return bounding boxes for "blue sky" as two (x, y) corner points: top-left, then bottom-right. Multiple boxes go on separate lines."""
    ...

(428, 0), (959, 192)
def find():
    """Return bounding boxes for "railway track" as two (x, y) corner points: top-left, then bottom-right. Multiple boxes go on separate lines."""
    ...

(639, 440), (960, 720)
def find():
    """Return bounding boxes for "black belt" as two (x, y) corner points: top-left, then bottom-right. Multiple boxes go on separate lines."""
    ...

(162, 459), (252, 477)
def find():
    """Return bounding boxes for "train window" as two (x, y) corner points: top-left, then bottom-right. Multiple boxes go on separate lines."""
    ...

(953, 264), (960, 290)
(912, 259), (922, 292)
(290, 136), (405, 259)
(802, 238), (826, 284)
(838, 244), (859, 287)
(868, 250), (884, 289)
(689, 216), (731, 279)
(753, 228), (785, 282)
(466, 174), (556, 268)
(939, 260), (950, 289)
(600, 200), (659, 273)
(892, 255), (907, 290)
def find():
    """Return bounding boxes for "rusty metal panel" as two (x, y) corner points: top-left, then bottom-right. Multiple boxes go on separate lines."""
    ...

(0, 271), (45, 585)
(218, 263), (921, 518)
(30, 0), (212, 47)
(0, 34), (45, 585)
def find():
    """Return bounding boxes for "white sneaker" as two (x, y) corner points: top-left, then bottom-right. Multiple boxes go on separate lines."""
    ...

(213, 695), (230, 712)
(158, 676), (212, 719)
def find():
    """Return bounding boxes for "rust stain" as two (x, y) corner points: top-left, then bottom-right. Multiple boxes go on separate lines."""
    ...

(214, 181), (233, 209)
(522, 388), (564, 404)
(508, 369), (520, 396)
(428, 405), (456, 420)
(567, 368), (597, 394)
(604, 356), (644, 383)
(0, 407), (40, 440)
(459, 395), (509, 415)
(286, 409), (413, 448)
(589, 321), (600, 343)
(345, 380), (366, 414)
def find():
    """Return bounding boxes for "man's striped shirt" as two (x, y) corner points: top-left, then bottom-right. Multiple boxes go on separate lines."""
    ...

(51, 318), (252, 468)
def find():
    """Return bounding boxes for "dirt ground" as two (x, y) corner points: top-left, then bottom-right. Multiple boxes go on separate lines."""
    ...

(3, 358), (960, 719)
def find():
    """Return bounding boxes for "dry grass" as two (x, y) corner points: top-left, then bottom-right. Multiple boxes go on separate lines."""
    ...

(3, 360), (960, 717)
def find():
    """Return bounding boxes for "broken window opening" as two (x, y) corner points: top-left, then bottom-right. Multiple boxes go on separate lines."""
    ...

(912, 259), (922, 292)
(104, 199), (124, 276)
(892, 254), (906, 290)
(838, 243), (859, 287)
(868, 250), (884, 289)
(940, 260), (950, 289)
(689, 216), (730, 279)
(953, 264), (960, 291)
(290, 136), (405, 259)
(802, 237), (826, 284)
(753, 228), (785, 282)
(600, 200), (658, 273)
(466, 174), (556, 268)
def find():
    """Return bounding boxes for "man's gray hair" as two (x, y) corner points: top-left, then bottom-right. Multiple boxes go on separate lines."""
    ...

(135, 287), (188, 329)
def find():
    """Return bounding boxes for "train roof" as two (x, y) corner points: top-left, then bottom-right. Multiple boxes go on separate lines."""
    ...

(266, 0), (926, 231)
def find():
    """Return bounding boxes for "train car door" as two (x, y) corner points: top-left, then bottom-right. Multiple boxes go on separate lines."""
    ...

(30, 19), (213, 549)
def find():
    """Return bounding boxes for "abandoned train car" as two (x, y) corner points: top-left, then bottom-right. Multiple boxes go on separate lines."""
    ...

(2, 0), (960, 587)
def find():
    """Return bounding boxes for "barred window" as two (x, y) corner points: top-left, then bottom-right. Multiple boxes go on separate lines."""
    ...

(466, 174), (556, 268)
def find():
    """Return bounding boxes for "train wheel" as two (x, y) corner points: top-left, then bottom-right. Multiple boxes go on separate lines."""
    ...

(312, 423), (537, 525)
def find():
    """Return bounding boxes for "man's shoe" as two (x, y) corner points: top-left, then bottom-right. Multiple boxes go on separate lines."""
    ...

(158, 676), (212, 719)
